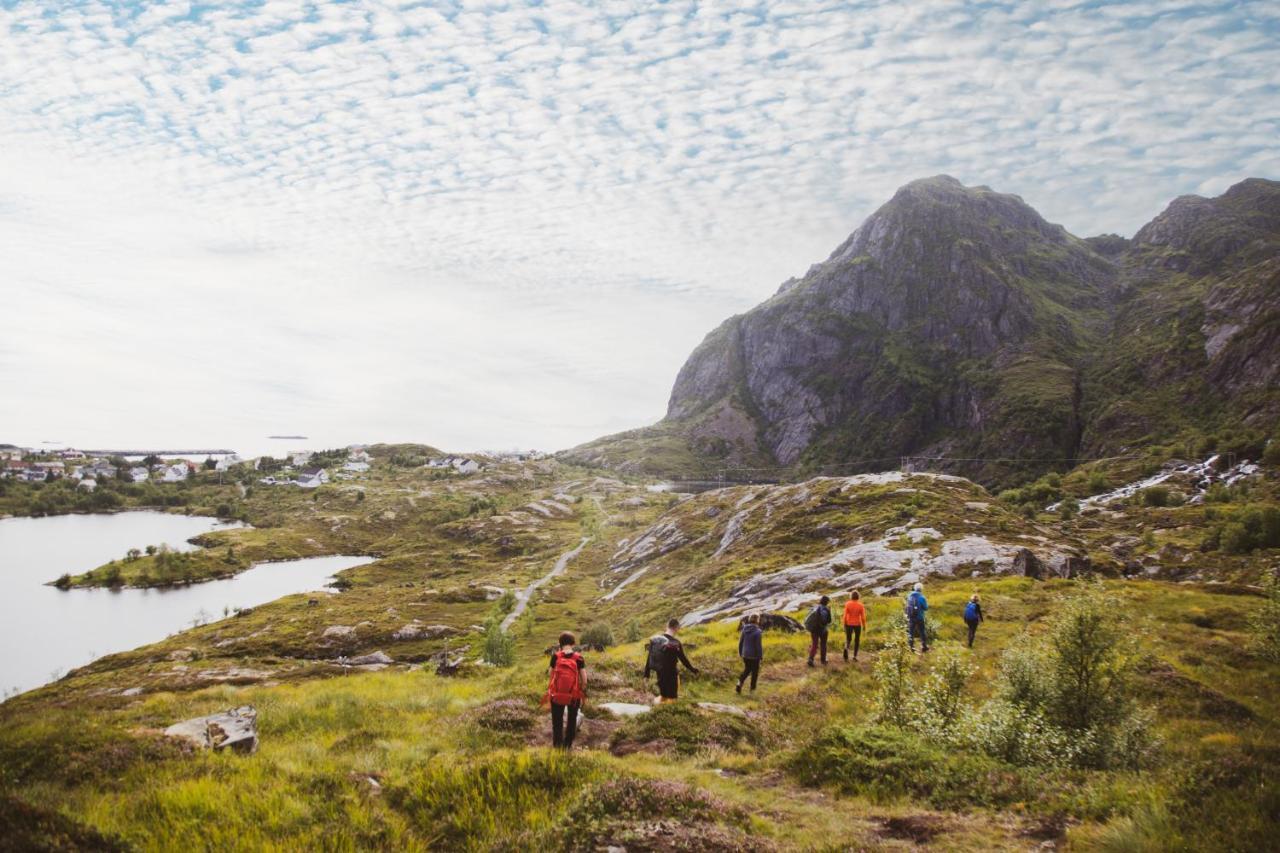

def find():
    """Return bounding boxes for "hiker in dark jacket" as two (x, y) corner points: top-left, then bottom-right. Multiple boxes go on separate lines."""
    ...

(805, 596), (833, 666)
(644, 618), (698, 703)
(736, 614), (764, 693)
(906, 582), (930, 653)
(545, 631), (586, 749)
(963, 593), (984, 648)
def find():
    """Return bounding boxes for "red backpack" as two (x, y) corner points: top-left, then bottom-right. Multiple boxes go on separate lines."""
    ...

(547, 651), (583, 705)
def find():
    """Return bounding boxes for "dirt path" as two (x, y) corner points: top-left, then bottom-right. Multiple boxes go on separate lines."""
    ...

(501, 536), (591, 632)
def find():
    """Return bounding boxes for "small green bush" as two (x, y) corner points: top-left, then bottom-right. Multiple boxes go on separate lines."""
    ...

(480, 618), (514, 667)
(579, 623), (614, 649)
(1142, 486), (1170, 507)
(789, 724), (1033, 808)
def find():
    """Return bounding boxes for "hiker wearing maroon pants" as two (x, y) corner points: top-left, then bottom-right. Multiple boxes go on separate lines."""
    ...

(545, 631), (586, 749)
(804, 596), (833, 666)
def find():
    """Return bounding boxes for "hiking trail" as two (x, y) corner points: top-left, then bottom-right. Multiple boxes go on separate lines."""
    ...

(500, 536), (591, 631)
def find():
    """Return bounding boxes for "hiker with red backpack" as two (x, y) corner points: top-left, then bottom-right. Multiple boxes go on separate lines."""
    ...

(644, 618), (699, 703)
(545, 631), (586, 749)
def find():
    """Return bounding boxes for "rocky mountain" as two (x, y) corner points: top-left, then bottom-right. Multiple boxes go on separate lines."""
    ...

(567, 176), (1280, 485)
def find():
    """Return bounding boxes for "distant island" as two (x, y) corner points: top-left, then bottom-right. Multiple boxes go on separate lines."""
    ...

(268, 435), (308, 440)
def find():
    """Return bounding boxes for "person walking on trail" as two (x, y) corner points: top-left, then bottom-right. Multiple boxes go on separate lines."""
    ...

(736, 614), (763, 693)
(644, 618), (699, 703)
(805, 595), (833, 666)
(545, 631), (586, 749)
(842, 590), (867, 662)
(906, 583), (930, 653)
(963, 593), (985, 648)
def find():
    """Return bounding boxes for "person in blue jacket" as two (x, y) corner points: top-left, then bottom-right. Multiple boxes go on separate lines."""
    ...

(963, 593), (984, 648)
(736, 613), (764, 693)
(906, 582), (930, 653)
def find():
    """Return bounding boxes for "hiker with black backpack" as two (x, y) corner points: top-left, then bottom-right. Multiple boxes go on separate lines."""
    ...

(963, 593), (984, 648)
(644, 618), (699, 703)
(545, 631), (586, 749)
(905, 582), (930, 653)
(805, 595), (833, 666)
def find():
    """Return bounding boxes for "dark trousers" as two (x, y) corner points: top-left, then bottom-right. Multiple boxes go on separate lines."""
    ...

(844, 625), (862, 657)
(965, 619), (979, 647)
(808, 630), (828, 662)
(656, 670), (680, 700)
(551, 702), (579, 749)
(737, 658), (760, 690)
(909, 618), (929, 650)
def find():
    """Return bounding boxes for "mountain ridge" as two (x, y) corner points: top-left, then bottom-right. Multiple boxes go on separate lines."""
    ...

(566, 175), (1280, 485)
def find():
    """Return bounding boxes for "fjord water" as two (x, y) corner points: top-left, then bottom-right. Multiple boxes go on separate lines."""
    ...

(0, 511), (370, 697)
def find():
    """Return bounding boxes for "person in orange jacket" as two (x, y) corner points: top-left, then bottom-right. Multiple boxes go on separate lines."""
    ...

(842, 590), (867, 662)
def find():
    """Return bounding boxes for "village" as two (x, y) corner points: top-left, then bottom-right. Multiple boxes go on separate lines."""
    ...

(0, 443), (527, 492)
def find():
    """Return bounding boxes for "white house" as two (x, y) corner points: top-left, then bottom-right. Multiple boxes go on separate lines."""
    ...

(129, 466), (150, 482)
(348, 448), (371, 463)
(343, 461), (370, 473)
(160, 463), (189, 483)
(451, 457), (481, 474)
(85, 462), (117, 480)
(296, 467), (329, 488)
(77, 478), (97, 492)
(290, 451), (313, 467)
(215, 454), (243, 472)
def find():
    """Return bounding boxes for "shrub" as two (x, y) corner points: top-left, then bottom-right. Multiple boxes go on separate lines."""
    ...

(1217, 505), (1280, 554)
(579, 623), (614, 650)
(1204, 483), (1231, 503)
(1141, 486), (1170, 507)
(1058, 497), (1080, 520)
(53, 574), (71, 590)
(789, 724), (1033, 809)
(623, 619), (642, 643)
(480, 618), (514, 667)
(1263, 440), (1280, 467)
(983, 584), (1156, 770)
(873, 635), (914, 727)
(494, 589), (517, 616)
(1087, 471), (1110, 495)
(910, 645), (974, 738)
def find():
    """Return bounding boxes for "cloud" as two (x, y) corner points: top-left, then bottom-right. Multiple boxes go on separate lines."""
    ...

(0, 0), (1277, 452)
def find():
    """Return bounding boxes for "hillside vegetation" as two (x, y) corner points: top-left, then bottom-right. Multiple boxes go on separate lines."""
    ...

(2, 449), (1279, 850)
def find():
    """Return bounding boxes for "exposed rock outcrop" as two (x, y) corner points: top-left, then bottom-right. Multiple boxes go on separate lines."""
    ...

(165, 706), (259, 754)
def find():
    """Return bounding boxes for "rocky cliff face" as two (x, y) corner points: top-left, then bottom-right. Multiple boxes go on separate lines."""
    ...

(568, 177), (1280, 485)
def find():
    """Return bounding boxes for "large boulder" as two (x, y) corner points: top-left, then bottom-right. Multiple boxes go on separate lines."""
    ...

(741, 613), (804, 633)
(165, 706), (258, 755)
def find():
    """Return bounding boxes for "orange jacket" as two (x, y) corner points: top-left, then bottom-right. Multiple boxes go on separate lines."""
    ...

(843, 600), (867, 628)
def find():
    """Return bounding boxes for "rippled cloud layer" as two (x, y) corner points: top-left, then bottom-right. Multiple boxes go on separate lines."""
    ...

(2, 0), (1277, 451)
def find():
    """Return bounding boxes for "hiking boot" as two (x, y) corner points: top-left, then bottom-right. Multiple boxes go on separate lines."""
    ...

(807, 658), (815, 667)
(843, 648), (849, 661)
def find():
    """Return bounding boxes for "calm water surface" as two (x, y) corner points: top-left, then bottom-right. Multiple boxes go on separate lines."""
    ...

(0, 511), (370, 697)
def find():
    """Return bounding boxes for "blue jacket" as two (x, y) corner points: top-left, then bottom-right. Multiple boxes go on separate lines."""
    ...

(907, 591), (928, 620)
(738, 624), (763, 660)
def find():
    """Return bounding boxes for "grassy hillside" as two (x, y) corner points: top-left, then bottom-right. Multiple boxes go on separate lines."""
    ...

(2, 455), (1279, 850)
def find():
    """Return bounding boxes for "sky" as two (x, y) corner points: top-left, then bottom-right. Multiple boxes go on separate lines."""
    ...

(1, 0), (1277, 455)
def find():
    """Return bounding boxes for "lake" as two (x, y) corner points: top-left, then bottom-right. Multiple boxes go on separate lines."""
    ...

(0, 511), (371, 698)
